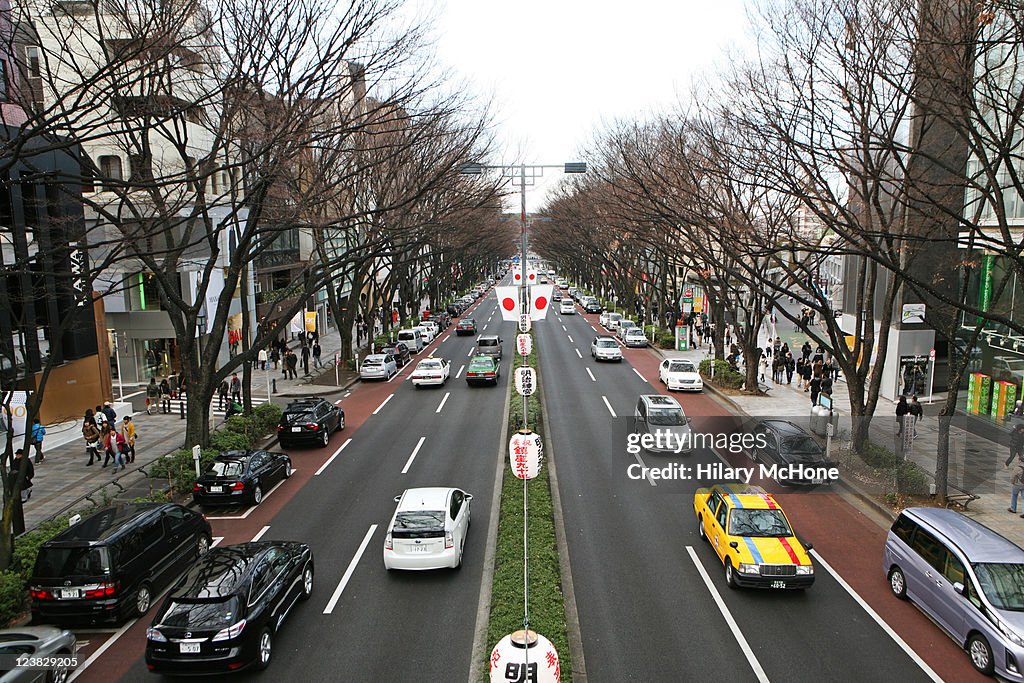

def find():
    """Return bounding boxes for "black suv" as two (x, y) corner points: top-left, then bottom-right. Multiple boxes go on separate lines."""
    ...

(146, 541), (314, 674)
(380, 341), (412, 368)
(749, 420), (834, 486)
(193, 450), (293, 507)
(31, 503), (212, 626)
(277, 397), (345, 448)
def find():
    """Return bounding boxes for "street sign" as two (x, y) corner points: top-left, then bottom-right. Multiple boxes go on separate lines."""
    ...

(514, 367), (536, 396)
(518, 314), (532, 332)
(516, 334), (532, 356)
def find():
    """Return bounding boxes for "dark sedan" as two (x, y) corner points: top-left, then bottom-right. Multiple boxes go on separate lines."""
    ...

(145, 541), (314, 675)
(193, 450), (292, 507)
(749, 420), (835, 486)
(380, 342), (412, 368)
(455, 318), (477, 336)
(584, 299), (603, 313)
(277, 397), (345, 448)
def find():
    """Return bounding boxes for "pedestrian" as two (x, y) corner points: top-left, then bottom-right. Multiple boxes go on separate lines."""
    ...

(270, 346), (280, 370)
(30, 417), (46, 463)
(785, 353), (795, 384)
(795, 357), (806, 389)
(909, 396), (924, 437)
(258, 348), (268, 371)
(312, 341), (322, 369)
(810, 375), (822, 406)
(13, 449), (33, 502)
(93, 404), (107, 430)
(801, 357), (813, 391)
(1007, 424), (1024, 467)
(121, 416), (136, 464)
(1010, 461), (1024, 515)
(286, 350), (298, 379)
(812, 359), (823, 380)
(218, 379), (229, 410)
(230, 373), (241, 404)
(146, 377), (160, 415)
(82, 417), (100, 466)
(772, 356), (783, 384)
(100, 424), (115, 467)
(103, 401), (117, 424)
(780, 342), (790, 358)
(112, 428), (128, 472)
(359, 321), (368, 344)
(801, 341), (812, 360)
(821, 374), (834, 397)
(158, 378), (172, 413)
(896, 395), (911, 435)
(300, 345), (310, 376)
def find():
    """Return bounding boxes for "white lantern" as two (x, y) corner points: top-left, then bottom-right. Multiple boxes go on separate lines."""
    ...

(509, 430), (542, 480)
(516, 333), (533, 356)
(514, 367), (536, 397)
(489, 630), (560, 683)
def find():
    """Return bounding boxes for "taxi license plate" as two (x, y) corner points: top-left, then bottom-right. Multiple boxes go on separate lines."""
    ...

(292, 427), (302, 432)
(771, 580), (787, 589)
(209, 486), (223, 493)
(180, 643), (201, 654)
(60, 589), (80, 599)
(811, 478), (823, 485)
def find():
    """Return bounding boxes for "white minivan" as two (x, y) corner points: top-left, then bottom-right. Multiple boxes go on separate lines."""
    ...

(396, 328), (424, 353)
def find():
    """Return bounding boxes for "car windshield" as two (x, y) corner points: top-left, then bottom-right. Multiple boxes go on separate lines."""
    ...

(158, 597), (241, 630)
(392, 511), (446, 539)
(419, 361), (442, 369)
(478, 339), (497, 347)
(974, 563), (1024, 610)
(596, 339), (618, 348)
(469, 359), (494, 369)
(34, 547), (107, 578)
(609, 313), (622, 321)
(648, 408), (686, 426)
(460, 320), (474, 325)
(363, 358), (383, 366)
(781, 436), (823, 457)
(669, 361), (696, 373)
(208, 460), (244, 477)
(728, 508), (794, 537)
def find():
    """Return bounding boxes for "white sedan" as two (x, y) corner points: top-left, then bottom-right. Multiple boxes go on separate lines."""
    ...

(360, 354), (398, 380)
(414, 324), (435, 344)
(591, 336), (623, 362)
(659, 358), (704, 392)
(384, 487), (472, 570)
(624, 328), (648, 348)
(560, 299), (576, 314)
(411, 357), (450, 387)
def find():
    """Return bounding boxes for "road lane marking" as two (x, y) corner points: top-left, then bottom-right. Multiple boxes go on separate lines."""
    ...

(574, 348), (582, 359)
(442, 335), (449, 343)
(590, 324), (597, 331)
(387, 369), (402, 383)
(251, 525), (271, 542)
(401, 436), (427, 474)
(562, 324), (566, 331)
(634, 452), (656, 486)
(687, 547), (769, 682)
(205, 478), (289, 519)
(372, 394), (394, 414)
(482, 324), (488, 330)
(211, 537), (224, 548)
(467, 348), (475, 357)
(567, 335), (574, 343)
(315, 438), (352, 475)
(323, 525), (377, 615)
(436, 392), (451, 414)
(67, 616), (136, 681)
(456, 364), (466, 378)
(633, 368), (647, 382)
(602, 396), (616, 417)
(586, 368), (596, 382)
(810, 550), (943, 682)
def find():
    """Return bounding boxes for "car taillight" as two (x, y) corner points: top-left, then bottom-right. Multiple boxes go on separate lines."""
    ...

(212, 619), (247, 642)
(307, 423), (319, 431)
(230, 482), (245, 491)
(30, 587), (52, 600)
(147, 627), (168, 642)
(84, 581), (118, 599)
(445, 532), (454, 549)
(193, 484), (202, 491)
(385, 533), (393, 550)
(277, 425), (284, 432)
(484, 372), (495, 377)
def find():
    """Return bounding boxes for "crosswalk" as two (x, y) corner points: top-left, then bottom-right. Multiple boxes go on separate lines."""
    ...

(153, 396), (271, 418)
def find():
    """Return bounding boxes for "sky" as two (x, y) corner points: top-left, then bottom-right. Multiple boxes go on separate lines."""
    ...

(425, 0), (752, 211)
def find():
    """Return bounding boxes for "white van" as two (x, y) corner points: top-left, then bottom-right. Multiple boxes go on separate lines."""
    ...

(397, 328), (425, 353)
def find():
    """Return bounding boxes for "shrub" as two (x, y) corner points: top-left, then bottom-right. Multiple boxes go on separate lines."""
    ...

(897, 461), (931, 495)
(861, 442), (901, 469)
(254, 402), (283, 434)
(653, 328), (675, 349)
(209, 430), (251, 453)
(698, 359), (744, 389)
(0, 571), (26, 627)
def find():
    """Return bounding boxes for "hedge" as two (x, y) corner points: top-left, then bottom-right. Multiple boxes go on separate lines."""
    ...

(698, 359), (745, 390)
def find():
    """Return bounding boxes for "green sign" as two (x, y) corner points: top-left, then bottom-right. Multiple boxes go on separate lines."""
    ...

(675, 325), (689, 351)
(979, 253), (995, 312)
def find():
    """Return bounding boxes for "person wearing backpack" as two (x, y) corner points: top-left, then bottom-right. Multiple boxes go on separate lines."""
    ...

(30, 418), (46, 464)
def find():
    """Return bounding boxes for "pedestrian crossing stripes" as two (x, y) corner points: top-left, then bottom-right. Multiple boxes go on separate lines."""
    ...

(154, 396), (271, 418)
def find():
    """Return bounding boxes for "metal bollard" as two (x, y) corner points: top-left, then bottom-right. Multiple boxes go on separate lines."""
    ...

(272, 378), (277, 394)
(180, 399), (185, 419)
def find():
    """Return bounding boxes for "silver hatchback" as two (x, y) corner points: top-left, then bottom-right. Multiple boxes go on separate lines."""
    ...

(475, 335), (503, 361)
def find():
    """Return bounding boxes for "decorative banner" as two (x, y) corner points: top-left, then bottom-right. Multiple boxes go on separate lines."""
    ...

(512, 266), (538, 285)
(529, 285), (554, 321)
(496, 286), (521, 322)
(508, 431), (543, 480)
(304, 311), (317, 332)
(516, 334), (533, 356)
(489, 630), (560, 682)
(514, 367), (536, 396)
(518, 314), (532, 333)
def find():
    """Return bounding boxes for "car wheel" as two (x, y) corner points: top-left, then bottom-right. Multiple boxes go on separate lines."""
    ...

(888, 566), (907, 599)
(48, 650), (73, 683)
(256, 628), (273, 670)
(967, 633), (994, 676)
(724, 561), (738, 589)
(253, 484), (264, 505)
(299, 562), (314, 601)
(196, 533), (211, 558)
(320, 429), (329, 447)
(134, 582), (152, 617)
(284, 461), (294, 478)
(339, 415), (346, 430)
(697, 516), (706, 541)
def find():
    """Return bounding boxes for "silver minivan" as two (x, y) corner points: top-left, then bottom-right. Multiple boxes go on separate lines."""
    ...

(884, 507), (1024, 679)
(396, 328), (424, 353)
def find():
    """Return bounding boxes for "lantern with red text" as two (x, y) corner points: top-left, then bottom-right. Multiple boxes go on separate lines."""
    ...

(489, 630), (560, 683)
(509, 430), (542, 480)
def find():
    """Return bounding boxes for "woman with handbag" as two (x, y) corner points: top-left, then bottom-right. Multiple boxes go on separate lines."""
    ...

(82, 417), (101, 466)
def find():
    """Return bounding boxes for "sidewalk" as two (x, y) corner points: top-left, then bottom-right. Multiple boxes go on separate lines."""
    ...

(19, 325), (363, 531)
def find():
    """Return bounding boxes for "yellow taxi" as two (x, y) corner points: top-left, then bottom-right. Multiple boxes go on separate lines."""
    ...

(693, 483), (815, 589)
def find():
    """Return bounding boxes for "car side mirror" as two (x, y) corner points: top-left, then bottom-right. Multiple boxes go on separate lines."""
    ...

(803, 541), (813, 551)
(953, 581), (965, 596)
(729, 541), (739, 550)
(465, 494), (474, 501)
(394, 495), (402, 502)
(635, 416), (646, 423)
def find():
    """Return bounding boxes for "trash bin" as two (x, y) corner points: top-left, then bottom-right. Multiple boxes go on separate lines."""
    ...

(810, 405), (828, 435)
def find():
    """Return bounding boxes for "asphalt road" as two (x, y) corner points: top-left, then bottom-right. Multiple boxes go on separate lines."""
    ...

(538, 301), (968, 682)
(73, 289), (511, 682)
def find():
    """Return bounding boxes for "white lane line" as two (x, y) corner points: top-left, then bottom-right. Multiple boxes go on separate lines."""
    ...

(67, 616), (136, 681)
(633, 368), (647, 382)
(482, 324), (488, 330)
(562, 324), (567, 331)
(323, 524), (378, 615)
(586, 368), (596, 382)
(441, 335), (450, 343)
(686, 546), (770, 683)
(811, 550), (943, 682)
(456, 364), (466, 379)
(634, 452), (657, 486)
(436, 392), (451, 414)
(590, 324), (597, 332)
(251, 525), (271, 542)
(372, 394), (394, 414)
(574, 348), (582, 359)
(387, 369), (403, 383)
(211, 536), (224, 548)
(205, 478), (289, 519)
(401, 436), (427, 474)
(467, 348), (475, 357)
(602, 396), (617, 417)
(315, 438), (352, 476)
(567, 335), (574, 343)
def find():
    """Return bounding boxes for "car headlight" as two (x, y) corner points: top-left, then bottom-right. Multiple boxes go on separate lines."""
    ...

(738, 563), (761, 575)
(996, 615), (1024, 647)
(795, 565), (814, 575)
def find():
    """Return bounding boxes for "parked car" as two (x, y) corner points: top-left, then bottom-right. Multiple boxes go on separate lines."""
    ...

(360, 354), (398, 381)
(584, 299), (603, 314)
(0, 626), (77, 682)
(430, 313), (451, 330)
(616, 319), (637, 339)
(193, 450), (293, 507)
(599, 311), (623, 330)
(380, 342), (411, 368)
(397, 328), (425, 353)
(591, 336), (623, 362)
(383, 488), (473, 570)
(659, 358), (703, 391)
(277, 397), (345, 449)
(624, 327), (648, 348)
(465, 355), (500, 386)
(414, 324), (435, 344)
(475, 335), (503, 361)
(30, 503), (212, 626)
(411, 357), (451, 387)
(145, 541), (314, 674)
(456, 319), (477, 336)
(419, 321), (439, 340)
(747, 420), (833, 486)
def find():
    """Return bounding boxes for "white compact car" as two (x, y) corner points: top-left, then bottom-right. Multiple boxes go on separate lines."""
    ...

(560, 299), (576, 315)
(360, 354), (398, 380)
(601, 312), (623, 331)
(623, 328), (648, 348)
(591, 336), (623, 362)
(659, 358), (704, 392)
(411, 357), (451, 387)
(616, 320), (637, 339)
(414, 324), (435, 344)
(420, 320), (440, 339)
(384, 487), (473, 570)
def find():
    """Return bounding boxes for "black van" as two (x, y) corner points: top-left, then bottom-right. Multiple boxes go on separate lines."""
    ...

(30, 503), (212, 626)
